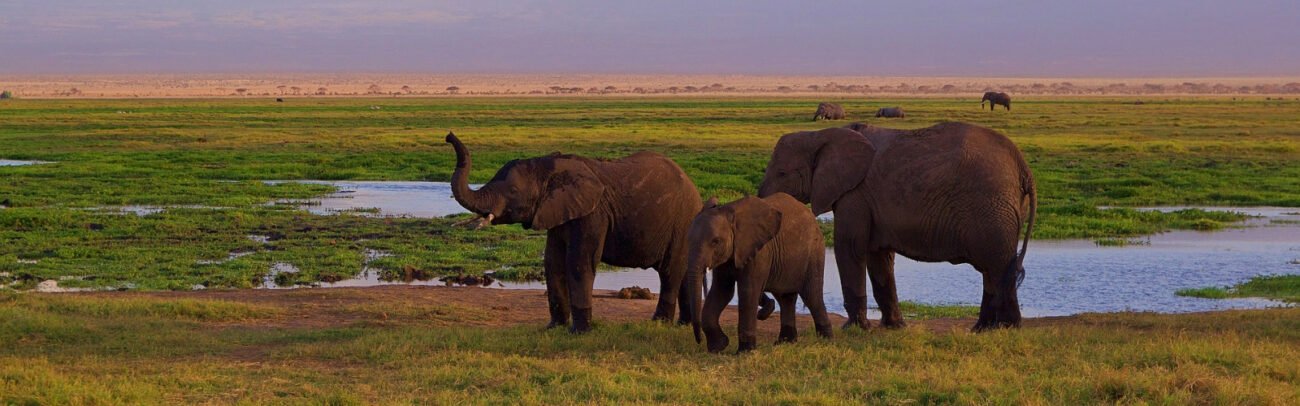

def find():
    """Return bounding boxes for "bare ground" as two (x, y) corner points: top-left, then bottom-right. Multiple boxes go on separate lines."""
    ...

(64, 286), (1069, 336)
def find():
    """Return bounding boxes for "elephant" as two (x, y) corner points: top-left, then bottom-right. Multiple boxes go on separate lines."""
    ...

(446, 132), (703, 333)
(981, 92), (1012, 111)
(813, 102), (846, 121)
(687, 194), (832, 353)
(875, 107), (906, 118)
(758, 123), (1037, 331)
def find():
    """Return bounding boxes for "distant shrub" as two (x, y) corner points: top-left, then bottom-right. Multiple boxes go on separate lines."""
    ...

(0, 90), (11, 99)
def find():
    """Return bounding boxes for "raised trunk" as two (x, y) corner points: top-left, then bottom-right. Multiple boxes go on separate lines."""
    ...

(445, 132), (495, 216)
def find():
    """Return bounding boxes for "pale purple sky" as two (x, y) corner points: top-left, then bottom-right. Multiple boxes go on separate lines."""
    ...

(2, 0), (1298, 76)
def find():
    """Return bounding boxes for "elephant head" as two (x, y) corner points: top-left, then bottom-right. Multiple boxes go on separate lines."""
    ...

(687, 196), (783, 351)
(757, 128), (876, 215)
(446, 132), (606, 230)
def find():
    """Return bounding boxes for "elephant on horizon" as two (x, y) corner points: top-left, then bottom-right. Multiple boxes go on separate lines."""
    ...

(446, 133), (702, 333)
(981, 92), (1012, 111)
(687, 194), (832, 353)
(758, 123), (1037, 331)
(875, 107), (906, 118)
(813, 102), (846, 120)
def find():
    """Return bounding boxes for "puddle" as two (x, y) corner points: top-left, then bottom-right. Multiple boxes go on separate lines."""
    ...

(91, 205), (229, 216)
(196, 250), (254, 265)
(266, 181), (471, 218)
(0, 159), (51, 166)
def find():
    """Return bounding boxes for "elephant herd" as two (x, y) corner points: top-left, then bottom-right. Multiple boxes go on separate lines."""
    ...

(446, 117), (1037, 354)
(816, 93), (1013, 122)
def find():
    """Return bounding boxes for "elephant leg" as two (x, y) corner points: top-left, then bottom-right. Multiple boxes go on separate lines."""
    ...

(735, 273), (763, 353)
(803, 266), (833, 339)
(833, 226), (871, 330)
(702, 271), (735, 353)
(866, 250), (905, 328)
(654, 243), (688, 324)
(775, 293), (799, 344)
(543, 233), (569, 329)
(973, 261), (1022, 332)
(564, 220), (606, 334)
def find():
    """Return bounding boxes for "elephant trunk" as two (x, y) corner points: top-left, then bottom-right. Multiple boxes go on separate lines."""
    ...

(445, 132), (496, 217)
(687, 253), (707, 344)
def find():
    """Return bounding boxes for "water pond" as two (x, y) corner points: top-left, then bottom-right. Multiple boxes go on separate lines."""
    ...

(264, 181), (1300, 316)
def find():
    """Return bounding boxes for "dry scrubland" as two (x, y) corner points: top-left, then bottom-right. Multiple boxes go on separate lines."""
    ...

(1, 94), (1299, 403)
(4, 73), (1300, 98)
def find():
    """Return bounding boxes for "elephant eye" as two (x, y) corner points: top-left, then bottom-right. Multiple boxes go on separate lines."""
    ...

(710, 238), (720, 245)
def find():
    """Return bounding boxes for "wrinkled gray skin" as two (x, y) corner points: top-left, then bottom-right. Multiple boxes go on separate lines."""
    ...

(447, 133), (702, 333)
(875, 107), (906, 118)
(813, 102), (846, 121)
(687, 194), (832, 353)
(981, 92), (1012, 111)
(758, 123), (1036, 332)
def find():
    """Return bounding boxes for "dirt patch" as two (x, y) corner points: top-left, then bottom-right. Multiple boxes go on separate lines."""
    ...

(47, 286), (1037, 336)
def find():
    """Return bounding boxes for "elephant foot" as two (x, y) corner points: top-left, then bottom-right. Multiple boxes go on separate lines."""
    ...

(776, 325), (797, 343)
(676, 317), (692, 326)
(707, 335), (729, 354)
(757, 294), (776, 321)
(569, 308), (592, 334)
(544, 319), (568, 330)
(815, 324), (834, 339)
(842, 317), (872, 331)
(736, 340), (757, 354)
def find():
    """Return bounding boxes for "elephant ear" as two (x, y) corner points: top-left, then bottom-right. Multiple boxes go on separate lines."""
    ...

(531, 159), (606, 230)
(703, 196), (719, 210)
(728, 197), (783, 269)
(811, 128), (876, 215)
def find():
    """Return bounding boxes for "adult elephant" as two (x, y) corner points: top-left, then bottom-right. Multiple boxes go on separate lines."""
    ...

(813, 102), (846, 121)
(981, 92), (1011, 111)
(875, 107), (906, 118)
(757, 123), (1036, 331)
(446, 133), (702, 333)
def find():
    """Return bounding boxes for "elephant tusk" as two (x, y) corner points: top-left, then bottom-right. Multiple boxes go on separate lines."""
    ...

(453, 213), (494, 229)
(476, 213), (494, 229)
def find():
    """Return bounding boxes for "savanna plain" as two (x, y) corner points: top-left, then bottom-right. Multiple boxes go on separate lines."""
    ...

(1, 96), (1299, 403)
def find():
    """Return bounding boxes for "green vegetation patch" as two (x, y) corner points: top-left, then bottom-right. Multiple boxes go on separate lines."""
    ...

(1177, 274), (1300, 303)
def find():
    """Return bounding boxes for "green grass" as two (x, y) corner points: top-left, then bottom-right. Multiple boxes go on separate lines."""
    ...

(1177, 275), (1300, 303)
(1, 292), (1297, 404)
(2, 97), (1298, 289)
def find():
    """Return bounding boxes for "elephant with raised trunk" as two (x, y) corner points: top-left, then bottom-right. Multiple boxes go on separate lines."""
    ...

(758, 123), (1036, 331)
(446, 133), (702, 333)
(688, 194), (832, 353)
(813, 102), (846, 121)
(981, 92), (1011, 111)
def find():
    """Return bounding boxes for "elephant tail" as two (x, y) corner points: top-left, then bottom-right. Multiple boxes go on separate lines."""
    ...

(1014, 172), (1037, 288)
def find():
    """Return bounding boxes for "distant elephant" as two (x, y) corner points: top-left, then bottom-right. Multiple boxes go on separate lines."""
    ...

(813, 102), (846, 120)
(981, 92), (1011, 111)
(758, 123), (1036, 331)
(687, 194), (832, 353)
(447, 133), (702, 333)
(875, 107), (906, 118)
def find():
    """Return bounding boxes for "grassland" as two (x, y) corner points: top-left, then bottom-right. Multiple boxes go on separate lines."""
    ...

(2, 97), (1299, 288)
(1177, 275), (1300, 303)
(1, 289), (1297, 404)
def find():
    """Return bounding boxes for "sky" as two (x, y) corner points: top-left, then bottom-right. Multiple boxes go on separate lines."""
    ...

(2, 0), (1298, 76)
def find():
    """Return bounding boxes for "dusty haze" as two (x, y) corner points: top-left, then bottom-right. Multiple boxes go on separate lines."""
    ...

(2, 1), (1299, 76)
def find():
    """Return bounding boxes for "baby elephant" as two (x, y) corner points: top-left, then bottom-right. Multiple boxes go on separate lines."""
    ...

(688, 193), (832, 353)
(875, 107), (905, 118)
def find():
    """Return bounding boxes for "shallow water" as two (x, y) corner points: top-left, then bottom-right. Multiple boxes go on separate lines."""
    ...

(258, 181), (1300, 316)
(0, 159), (50, 166)
(268, 181), (470, 217)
